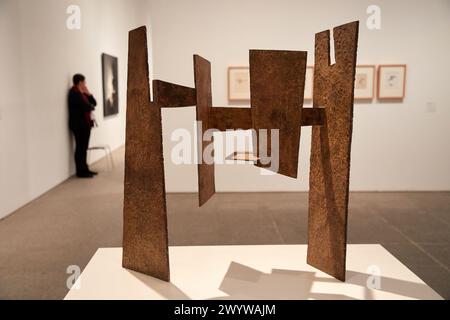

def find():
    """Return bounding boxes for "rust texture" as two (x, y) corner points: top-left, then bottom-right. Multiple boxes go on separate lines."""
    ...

(249, 50), (307, 178)
(301, 108), (325, 126)
(194, 55), (216, 206)
(209, 107), (253, 131)
(122, 26), (170, 282)
(153, 80), (196, 108)
(209, 106), (324, 130)
(307, 21), (359, 281)
(122, 22), (360, 283)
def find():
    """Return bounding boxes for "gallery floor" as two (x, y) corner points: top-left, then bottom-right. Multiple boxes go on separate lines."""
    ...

(0, 148), (449, 300)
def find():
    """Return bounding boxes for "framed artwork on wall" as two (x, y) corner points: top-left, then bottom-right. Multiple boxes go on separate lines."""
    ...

(102, 53), (119, 117)
(354, 65), (375, 100)
(228, 66), (250, 101)
(377, 64), (407, 100)
(304, 66), (314, 101)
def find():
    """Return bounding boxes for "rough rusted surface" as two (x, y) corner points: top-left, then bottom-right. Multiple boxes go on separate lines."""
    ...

(122, 22), (360, 283)
(249, 50), (307, 178)
(209, 106), (324, 130)
(122, 26), (170, 282)
(301, 108), (325, 126)
(209, 107), (253, 131)
(153, 80), (196, 108)
(194, 55), (216, 206)
(307, 21), (359, 281)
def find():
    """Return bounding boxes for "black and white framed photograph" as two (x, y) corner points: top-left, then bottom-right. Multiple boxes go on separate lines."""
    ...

(101, 53), (119, 117)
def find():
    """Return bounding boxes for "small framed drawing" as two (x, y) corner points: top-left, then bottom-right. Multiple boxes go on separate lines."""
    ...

(377, 65), (407, 100)
(304, 66), (314, 101)
(228, 66), (250, 101)
(354, 65), (375, 100)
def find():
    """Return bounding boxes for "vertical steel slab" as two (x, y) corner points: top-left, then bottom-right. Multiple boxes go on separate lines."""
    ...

(194, 55), (216, 206)
(249, 50), (307, 178)
(307, 21), (359, 281)
(122, 26), (170, 282)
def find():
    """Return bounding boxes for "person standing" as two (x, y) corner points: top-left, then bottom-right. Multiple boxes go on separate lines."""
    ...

(68, 74), (98, 178)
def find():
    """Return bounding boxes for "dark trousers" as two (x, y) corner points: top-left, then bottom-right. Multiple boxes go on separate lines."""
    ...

(72, 127), (91, 175)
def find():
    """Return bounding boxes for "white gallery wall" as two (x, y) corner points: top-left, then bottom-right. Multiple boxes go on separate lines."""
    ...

(0, 0), (153, 219)
(148, 0), (450, 193)
(1, 0), (449, 219)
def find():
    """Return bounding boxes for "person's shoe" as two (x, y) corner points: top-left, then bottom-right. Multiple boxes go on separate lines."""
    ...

(77, 172), (94, 178)
(88, 170), (98, 176)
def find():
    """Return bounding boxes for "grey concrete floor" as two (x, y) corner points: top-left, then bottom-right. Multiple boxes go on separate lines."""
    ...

(0, 147), (449, 300)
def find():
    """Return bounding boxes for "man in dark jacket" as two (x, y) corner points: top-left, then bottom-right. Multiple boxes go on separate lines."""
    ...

(68, 74), (97, 178)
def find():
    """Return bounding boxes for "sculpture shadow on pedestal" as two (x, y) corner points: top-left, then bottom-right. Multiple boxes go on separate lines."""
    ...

(209, 262), (436, 300)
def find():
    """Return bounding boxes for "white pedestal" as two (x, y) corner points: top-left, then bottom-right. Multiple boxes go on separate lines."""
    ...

(65, 245), (442, 300)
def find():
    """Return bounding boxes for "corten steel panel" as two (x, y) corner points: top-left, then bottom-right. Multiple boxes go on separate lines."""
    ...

(249, 50), (307, 178)
(122, 26), (170, 282)
(209, 107), (324, 131)
(301, 108), (325, 126)
(194, 55), (216, 207)
(153, 80), (196, 108)
(307, 21), (359, 281)
(209, 107), (253, 131)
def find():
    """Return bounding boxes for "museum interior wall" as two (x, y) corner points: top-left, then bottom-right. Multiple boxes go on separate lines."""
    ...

(148, 0), (450, 193)
(0, 0), (152, 219)
(1, 0), (449, 220)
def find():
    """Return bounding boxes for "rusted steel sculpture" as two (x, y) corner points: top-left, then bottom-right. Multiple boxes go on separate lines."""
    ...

(122, 29), (170, 281)
(194, 55), (217, 207)
(123, 21), (359, 282)
(250, 50), (307, 178)
(307, 22), (359, 281)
